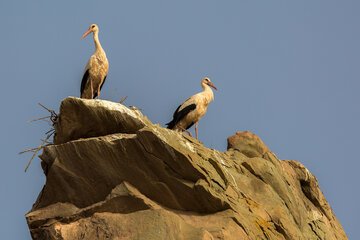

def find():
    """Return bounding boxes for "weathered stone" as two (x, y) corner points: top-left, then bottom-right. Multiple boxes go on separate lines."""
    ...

(227, 131), (270, 158)
(26, 97), (347, 240)
(53, 97), (151, 144)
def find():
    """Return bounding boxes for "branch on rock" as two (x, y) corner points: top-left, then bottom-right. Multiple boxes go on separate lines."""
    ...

(128, 106), (144, 111)
(119, 96), (128, 104)
(27, 116), (50, 123)
(23, 132), (53, 172)
(22, 103), (58, 172)
(38, 103), (58, 126)
(105, 88), (117, 100)
(19, 148), (38, 155)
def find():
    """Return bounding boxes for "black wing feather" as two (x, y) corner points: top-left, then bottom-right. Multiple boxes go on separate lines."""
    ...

(166, 103), (196, 129)
(80, 69), (90, 97)
(93, 75), (107, 99)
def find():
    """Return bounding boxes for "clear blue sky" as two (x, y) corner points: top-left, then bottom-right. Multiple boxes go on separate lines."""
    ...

(1, 1), (359, 239)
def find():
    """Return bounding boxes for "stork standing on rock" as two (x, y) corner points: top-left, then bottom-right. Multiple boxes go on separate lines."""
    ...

(166, 77), (217, 139)
(80, 24), (109, 99)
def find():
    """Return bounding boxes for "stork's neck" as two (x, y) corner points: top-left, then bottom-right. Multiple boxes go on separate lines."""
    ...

(93, 31), (104, 54)
(202, 84), (214, 103)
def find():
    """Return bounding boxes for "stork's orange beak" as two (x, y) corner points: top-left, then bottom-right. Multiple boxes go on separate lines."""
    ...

(207, 82), (217, 90)
(81, 28), (93, 39)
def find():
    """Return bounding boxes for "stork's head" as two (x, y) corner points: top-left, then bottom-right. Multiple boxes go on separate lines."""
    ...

(81, 24), (99, 39)
(201, 77), (217, 90)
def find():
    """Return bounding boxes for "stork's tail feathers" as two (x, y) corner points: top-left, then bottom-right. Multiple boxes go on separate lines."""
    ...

(166, 120), (175, 129)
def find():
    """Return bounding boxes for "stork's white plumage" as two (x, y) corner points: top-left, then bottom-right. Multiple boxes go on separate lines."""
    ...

(166, 77), (217, 139)
(80, 24), (109, 99)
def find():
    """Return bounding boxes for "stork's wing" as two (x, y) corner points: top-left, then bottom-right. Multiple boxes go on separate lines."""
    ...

(93, 75), (107, 99)
(100, 75), (107, 91)
(166, 103), (196, 129)
(80, 69), (90, 97)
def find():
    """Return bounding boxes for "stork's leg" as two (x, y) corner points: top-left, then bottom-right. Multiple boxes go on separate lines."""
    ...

(97, 85), (101, 99)
(90, 79), (94, 99)
(178, 125), (192, 137)
(195, 122), (198, 139)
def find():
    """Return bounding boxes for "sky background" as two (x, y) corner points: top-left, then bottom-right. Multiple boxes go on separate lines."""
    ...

(1, 0), (359, 239)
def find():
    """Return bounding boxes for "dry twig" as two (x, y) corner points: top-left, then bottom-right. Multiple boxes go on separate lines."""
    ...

(22, 103), (58, 172)
(24, 132), (53, 172)
(106, 88), (117, 100)
(45, 128), (56, 135)
(19, 148), (38, 155)
(38, 102), (58, 125)
(119, 96), (128, 104)
(128, 106), (144, 111)
(27, 116), (50, 123)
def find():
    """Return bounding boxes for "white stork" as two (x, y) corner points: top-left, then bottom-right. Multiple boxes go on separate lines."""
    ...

(80, 24), (109, 99)
(166, 77), (217, 139)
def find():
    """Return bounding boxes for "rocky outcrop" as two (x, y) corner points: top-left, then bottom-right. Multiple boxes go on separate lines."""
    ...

(26, 97), (347, 240)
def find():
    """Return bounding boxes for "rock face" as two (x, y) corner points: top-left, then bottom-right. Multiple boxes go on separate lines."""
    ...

(26, 97), (347, 240)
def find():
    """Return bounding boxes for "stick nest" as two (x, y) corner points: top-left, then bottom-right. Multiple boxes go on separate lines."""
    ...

(20, 103), (58, 172)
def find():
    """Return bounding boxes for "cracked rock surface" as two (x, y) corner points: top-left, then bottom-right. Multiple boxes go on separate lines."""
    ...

(26, 97), (347, 240)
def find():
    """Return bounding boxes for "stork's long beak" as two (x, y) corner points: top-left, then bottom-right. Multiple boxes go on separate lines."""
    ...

(81, 29), (93, 39)
(207, 82), (217, 90)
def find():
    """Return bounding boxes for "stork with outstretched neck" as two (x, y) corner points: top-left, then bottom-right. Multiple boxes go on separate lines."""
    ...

(166, 77), (217, 139)
(80, 24), (109, 99)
